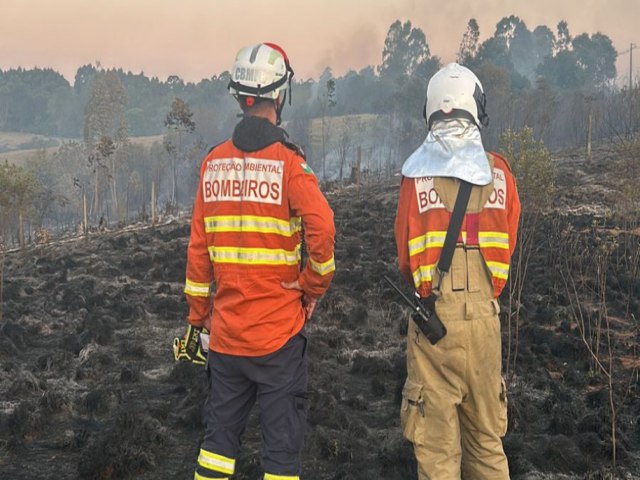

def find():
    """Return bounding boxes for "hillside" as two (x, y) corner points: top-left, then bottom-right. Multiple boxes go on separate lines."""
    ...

(0, 132), (164, 165)
(0, 144), (639, 479)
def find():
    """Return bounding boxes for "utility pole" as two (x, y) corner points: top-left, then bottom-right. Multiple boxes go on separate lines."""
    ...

(621, 42), (637, 87)
(631, 43), (637, 134)
(630, 43), (636, 90)
(619, 42), (638, 134)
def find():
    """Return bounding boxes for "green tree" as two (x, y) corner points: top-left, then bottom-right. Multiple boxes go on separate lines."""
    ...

(0, 162), (43, 246)
(500, 127), (555, 211)
(475, 36), (512, 71)
(494, 15), (524, 48)
(467, 16), (534, 86)
(379, 20), (435, 79)
(457, 19), (480, 66)
(572, 33), (617, 87)
(319, 72), (336, 179)
(333, 116), (361, 181)
(524, 77), (558, 143)
(532, 25), (556, 62)
(54, 141), (89, 228)
(23, 150), (69, 230)
(555, 20), (572, 53)
(509, 20), (537, 80)
(84, 70), (129, 220)
(475, 63), (513, 147)
(126, 170), (142, 223)
(499, 128), (555, 378)
(0, 67), (71, 133)
(74, 64), (98, 95)
(164, 97), (196, 206)
(537, 50), (585, 90)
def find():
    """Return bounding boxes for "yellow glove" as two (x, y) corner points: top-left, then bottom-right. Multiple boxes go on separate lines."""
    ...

(173, 325), (209, 366)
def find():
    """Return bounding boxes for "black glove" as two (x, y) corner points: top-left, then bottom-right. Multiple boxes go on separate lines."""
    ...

(173, 325), (209, 366)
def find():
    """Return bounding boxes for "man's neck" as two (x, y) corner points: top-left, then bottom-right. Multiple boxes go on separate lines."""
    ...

(248, 109), (276, 125)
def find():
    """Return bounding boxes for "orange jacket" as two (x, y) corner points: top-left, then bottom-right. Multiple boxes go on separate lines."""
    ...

(395, 152), (520, 298)
(184, 120), (335, 356)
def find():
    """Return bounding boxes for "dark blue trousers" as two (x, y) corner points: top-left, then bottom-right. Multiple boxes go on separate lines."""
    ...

(196, 333), (308, 479)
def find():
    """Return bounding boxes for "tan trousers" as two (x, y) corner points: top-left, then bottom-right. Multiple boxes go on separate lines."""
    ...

(401, 248), (510, 480)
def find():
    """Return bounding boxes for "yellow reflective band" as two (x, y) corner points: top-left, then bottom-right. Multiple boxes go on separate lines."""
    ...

(479, 232), (510, 249)
(195, 473), (228, 480)
(479, 231), (509, 238)
(204, 215), (301, 237)
(208, 245), (301, 266)
(264, 474), (300, 480)
(309, 255), (335, 276)
(408, 231), (446, 256)
(486, 261), (510, 280)
(197, 449), (235, 475)
(412, 264), (436, 288)
(184, 279), (211, 298)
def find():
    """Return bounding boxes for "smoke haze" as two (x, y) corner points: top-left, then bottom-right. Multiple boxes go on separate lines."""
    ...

(0, 0), (637, 82)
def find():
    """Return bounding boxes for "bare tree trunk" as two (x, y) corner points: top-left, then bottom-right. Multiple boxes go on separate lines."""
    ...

(0, 245), (4, 326)
(110, 157), (118, 218)
(587, 110), (593, 161)
(176, 131), (182, 207)
(93, 167), (99, 220)
(171, 157), (177, 207)
(18, 212), (25, 249)
(356, 146), (361, 186)
(151, 181), (156, 226)
(83, 192), (88, 240)
(321, 118), (326, 180)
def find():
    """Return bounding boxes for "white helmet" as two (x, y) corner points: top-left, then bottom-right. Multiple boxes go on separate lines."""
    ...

(228, 42), (294, 104)
(423, 63), (489, 130)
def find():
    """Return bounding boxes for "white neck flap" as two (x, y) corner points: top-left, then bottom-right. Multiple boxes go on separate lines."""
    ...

(401, 119), (492, 186)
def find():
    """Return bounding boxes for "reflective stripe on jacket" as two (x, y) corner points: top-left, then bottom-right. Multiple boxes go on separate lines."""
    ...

(395, 152), (520, 298)
(185, 136), (335, 356)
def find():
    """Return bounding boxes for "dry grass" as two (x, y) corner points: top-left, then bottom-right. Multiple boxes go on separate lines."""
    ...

(307, 113), (379, 151)
(128, 134), (164, 148)
(0, 147), (58, 164)
(0, 131), (53, 147)
(0, 132), (164, 165)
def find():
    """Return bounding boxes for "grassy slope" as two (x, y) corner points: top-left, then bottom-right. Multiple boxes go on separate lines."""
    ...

(0, 132), (164, 165)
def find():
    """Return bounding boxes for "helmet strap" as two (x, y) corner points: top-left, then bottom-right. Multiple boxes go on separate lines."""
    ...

(473, 84), (489, 127)
(276, 91), (286, 126)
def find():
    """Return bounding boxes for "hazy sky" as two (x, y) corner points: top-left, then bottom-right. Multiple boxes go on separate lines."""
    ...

(1, 0), (638, 83)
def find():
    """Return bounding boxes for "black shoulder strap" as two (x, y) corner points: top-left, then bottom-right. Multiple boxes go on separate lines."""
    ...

(437, 180), (472, 276)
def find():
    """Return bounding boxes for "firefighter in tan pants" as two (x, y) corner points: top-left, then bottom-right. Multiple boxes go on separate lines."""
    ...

(395, 63), (521, 479)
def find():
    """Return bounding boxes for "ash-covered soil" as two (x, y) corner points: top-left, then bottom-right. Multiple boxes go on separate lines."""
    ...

(1, 150), (639, 479)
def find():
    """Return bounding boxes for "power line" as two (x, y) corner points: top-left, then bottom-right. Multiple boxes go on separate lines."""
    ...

(619, 42), (638, 88)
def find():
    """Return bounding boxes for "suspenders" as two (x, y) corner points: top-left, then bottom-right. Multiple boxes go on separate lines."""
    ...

(434, 180), (473, 292)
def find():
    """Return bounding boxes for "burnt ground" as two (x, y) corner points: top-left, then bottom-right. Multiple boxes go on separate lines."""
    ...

(1, 145), (639, 479)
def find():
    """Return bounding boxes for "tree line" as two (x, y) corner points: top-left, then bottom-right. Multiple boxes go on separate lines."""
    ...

(0, 16), (624, 140)
(1, 16), (638, 247)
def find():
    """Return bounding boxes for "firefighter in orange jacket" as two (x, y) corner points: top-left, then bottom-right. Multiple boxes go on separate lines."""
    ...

(180, 43), (335, 480)
(395, 63), (521, 479)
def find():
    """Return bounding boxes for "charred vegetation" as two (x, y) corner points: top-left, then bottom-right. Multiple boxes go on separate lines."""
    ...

(0, 143), (639, 478)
